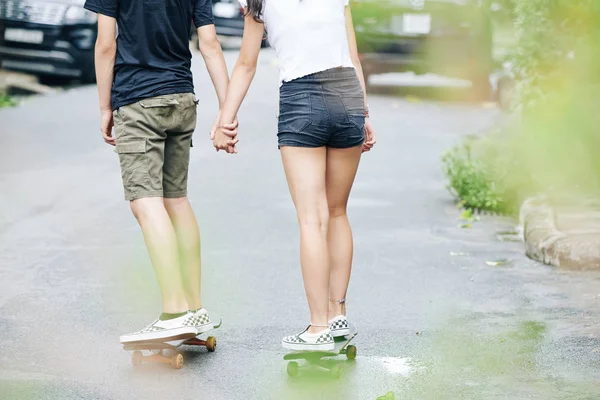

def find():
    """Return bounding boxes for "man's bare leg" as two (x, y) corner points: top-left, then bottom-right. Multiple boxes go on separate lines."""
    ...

(164, 197), (203, 310)
(130, 197), (189, 313)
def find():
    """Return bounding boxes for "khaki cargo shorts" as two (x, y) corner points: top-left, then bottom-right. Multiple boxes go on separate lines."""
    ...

(113, 93), (198, 201)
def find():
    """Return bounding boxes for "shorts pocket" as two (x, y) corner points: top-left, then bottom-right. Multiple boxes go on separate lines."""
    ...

(342, 95), (365, 117)
(278, 93), (312, 133)
(139, 97), (179, 118)
(139, 97), (180, 109)
(349, 115), (366, 135)
(115, 139), (150, 193)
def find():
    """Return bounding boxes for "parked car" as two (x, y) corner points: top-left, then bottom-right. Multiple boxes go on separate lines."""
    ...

(212, 0), (244, 38)
(191, 0), (267, 48)
(351, 0), (493, 99)
(0, 0), (98, 83)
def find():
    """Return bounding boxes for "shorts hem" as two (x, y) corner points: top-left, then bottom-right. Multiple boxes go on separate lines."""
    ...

(327, 139), (365, 149)
(126, 191), (164, 201)
(278, 142), (325, 149)
(164, 191), (188, 199)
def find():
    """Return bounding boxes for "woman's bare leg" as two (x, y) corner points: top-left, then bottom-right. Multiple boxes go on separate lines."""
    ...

(325, 145), (362, 319)
(280, 146), (330, 333)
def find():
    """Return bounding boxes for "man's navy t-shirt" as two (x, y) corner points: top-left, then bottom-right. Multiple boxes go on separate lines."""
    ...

(83, 0), (214, 110)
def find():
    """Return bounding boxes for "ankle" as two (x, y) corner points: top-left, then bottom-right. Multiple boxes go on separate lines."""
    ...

(188, 302), (203, 311)
(328, 306), (345, 318)
(162, 299), (189, 314)
(307, 324), (329, 334)
(328, 297), (346, 319)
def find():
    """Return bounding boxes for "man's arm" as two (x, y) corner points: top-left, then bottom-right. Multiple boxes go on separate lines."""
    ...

(197, 25), (229, 108)
(95, 14), (117, 145)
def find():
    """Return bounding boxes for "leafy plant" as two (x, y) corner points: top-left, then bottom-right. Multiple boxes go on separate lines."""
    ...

(441, 138), (508, 214)
(442, 0), (600, 214)
(0, 93), (16, 108)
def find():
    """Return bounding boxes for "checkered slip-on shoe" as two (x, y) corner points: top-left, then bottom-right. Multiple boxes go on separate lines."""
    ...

(282, 326), (335, 351)
(190, 308), (214, 334)
(120, 313), (198, 344)
(329, 315), (351, 338)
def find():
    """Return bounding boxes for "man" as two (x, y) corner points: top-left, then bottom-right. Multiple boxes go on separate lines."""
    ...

(84, 0), (238, 343)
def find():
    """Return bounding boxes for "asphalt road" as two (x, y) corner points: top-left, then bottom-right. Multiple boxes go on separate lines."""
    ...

(1, 49), (599, 400)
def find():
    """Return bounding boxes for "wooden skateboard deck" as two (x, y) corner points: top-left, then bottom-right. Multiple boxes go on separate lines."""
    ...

(123, 318), (222, 369)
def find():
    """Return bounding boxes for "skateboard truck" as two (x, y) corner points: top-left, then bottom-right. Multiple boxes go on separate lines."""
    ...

(124, 318), (222, 370)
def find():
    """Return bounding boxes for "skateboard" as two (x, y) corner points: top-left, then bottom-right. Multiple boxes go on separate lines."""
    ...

(283, 325), (358, 378)
(123, 319), (222, 369)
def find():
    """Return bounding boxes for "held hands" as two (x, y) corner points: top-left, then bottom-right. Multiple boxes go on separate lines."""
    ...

(211, 112), (239, 154)
(362, 118), (376, 153)
(100, 109), (115, 146)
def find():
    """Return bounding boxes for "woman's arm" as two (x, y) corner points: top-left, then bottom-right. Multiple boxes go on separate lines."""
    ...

(345, 6), (368, 111)
(345, 5), (376, 152)
(213, 14), (265, 152)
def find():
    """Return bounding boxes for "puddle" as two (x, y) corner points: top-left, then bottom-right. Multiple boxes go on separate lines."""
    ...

(378, 357), (415, 377)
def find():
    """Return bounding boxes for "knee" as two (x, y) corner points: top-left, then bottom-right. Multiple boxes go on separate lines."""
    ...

(164, 196), (188, 213)
(130, 197), (163, 221)
(328, 204), (347, 219)
(298, 209), (330, 234)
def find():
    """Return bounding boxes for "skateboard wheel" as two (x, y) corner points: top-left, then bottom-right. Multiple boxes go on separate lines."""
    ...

(171, 353), (184, 369)
(330, 365), (341, 379)
(287, 361), (299, 377)
(206, 336), (217, 352)
(132, 351), (143, 367)
(346, 345), (357, 360)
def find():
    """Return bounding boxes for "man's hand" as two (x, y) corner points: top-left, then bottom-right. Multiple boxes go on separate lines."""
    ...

(362, 119), (376, 153)
(211, 111), (239, 154)
(210, 112), (239, 140)
(100, 110), (115, 146)
(213, 126), (239, 154)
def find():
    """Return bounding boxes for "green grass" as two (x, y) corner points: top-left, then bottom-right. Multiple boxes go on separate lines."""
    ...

(0, 93), (16, 108)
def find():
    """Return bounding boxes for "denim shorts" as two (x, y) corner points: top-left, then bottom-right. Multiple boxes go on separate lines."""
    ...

(277, 67), (365, 149)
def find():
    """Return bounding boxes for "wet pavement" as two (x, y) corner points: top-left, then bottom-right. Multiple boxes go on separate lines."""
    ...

(0, 49), (599, 400)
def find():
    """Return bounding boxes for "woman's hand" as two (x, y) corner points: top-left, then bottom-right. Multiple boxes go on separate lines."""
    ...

(213, 126), (239, 154)
(362, 119), (376, 153)
(211, 112), (239, 154)
(210, 111), (238, 140)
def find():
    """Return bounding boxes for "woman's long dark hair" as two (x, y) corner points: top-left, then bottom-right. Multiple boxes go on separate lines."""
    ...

(245, 0), (264, 22)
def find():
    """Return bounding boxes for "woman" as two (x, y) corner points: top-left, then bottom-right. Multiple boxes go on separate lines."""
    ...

(213, 0), (376, 351)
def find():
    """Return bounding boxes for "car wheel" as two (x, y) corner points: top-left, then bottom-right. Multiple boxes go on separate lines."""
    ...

(39, 75), (72, 86)
(82, 67), (96, 84)
(79, 50), (97, 84)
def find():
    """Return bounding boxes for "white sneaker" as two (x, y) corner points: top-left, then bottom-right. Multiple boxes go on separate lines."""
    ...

(282, 326), (334, 351)
(120, 313), (198, 344)
(190, 308), (214, 334)
(329, 315), (351, 338)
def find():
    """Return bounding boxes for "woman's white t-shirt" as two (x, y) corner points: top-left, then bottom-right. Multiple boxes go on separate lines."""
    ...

(238, 0), (355, 83)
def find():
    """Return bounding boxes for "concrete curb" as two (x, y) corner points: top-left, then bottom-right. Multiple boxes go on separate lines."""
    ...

(521, 195), (600, 270)
(0, 70), (56, 95)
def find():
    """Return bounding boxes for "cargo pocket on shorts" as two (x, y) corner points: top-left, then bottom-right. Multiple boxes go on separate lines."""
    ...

(139, 97), (179, 118)
(278, 93), (312, 134)
(115, 139), (150, 197)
